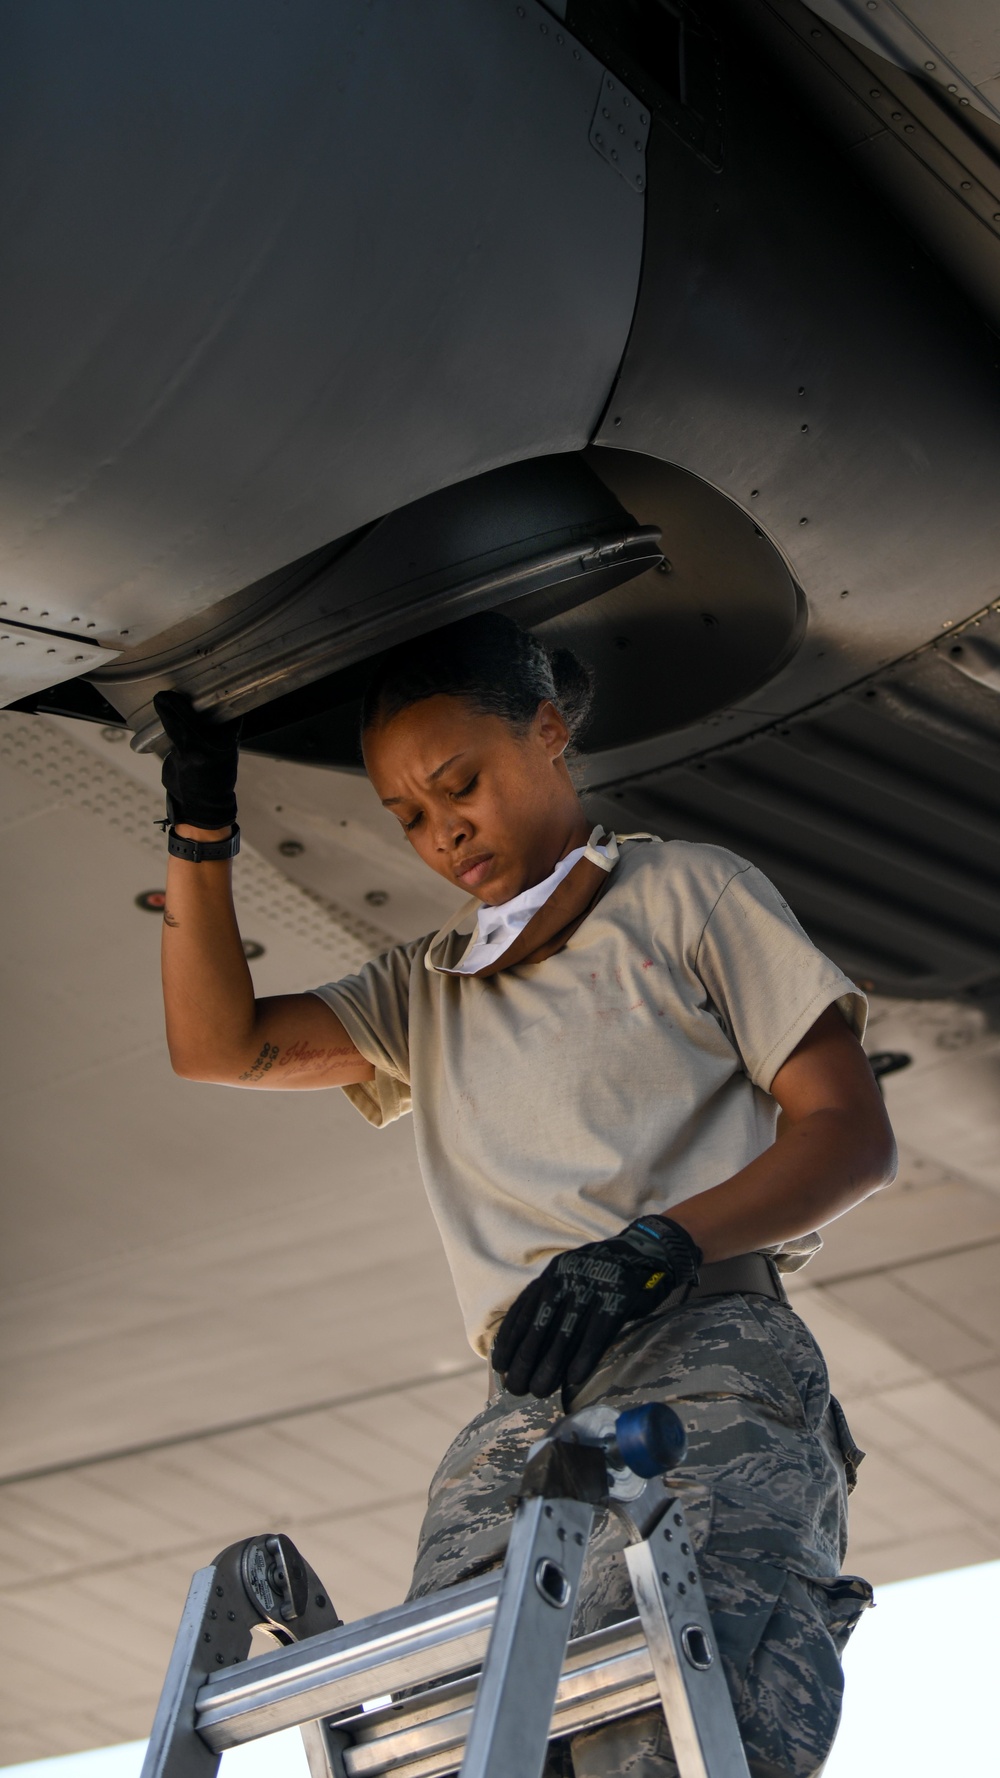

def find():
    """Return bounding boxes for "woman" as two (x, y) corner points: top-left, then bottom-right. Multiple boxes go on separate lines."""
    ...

(156, 611), (894, 1778)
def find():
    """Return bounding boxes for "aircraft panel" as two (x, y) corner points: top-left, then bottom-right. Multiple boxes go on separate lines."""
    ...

(0, 0), (644, 649)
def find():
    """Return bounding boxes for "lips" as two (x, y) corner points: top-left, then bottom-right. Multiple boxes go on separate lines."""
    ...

(455, 852), (495, 889)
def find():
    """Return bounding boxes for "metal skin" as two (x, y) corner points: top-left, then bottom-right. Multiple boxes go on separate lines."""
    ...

(0, 0), (644, 653)
(590, 7), (1000, 784)
(575, 0), (1000, 1005)
(92, 455), (663, 755)
(796, 0), (1000, 126)
(6, 0), (1000, 1008)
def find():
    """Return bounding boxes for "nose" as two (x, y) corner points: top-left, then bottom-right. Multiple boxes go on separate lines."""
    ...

(434, 813), (471, 852)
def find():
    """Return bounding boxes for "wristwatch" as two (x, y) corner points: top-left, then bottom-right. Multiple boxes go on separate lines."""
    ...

(166, 823), (241, 863)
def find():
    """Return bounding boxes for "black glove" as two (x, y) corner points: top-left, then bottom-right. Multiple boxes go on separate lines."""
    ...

(154, 689), (242, 829)
(492, 1215), (702, 1399)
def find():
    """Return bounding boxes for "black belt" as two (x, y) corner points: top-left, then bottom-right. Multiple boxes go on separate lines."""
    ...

(663, 1251), (789, 1309)
(487, 1253), (790, 1403)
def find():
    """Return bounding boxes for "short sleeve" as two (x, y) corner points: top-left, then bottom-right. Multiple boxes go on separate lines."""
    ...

(311, 938), (423, 1128)
(694, 865), (867, 1091)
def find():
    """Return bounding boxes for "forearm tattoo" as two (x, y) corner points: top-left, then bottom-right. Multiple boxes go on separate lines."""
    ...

(239, 1040), (279, 1082)
(239, 1035), (360, 1083)
(277, 1036), (358, 1076)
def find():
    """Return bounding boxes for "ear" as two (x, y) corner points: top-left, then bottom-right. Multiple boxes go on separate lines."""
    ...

(534, 699), (571, 760)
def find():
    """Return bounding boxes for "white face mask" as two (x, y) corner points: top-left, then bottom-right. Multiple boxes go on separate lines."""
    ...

(442, 832), (617, 976)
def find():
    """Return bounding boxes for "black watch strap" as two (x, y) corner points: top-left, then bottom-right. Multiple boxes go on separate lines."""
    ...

(167, 823), (241, 863)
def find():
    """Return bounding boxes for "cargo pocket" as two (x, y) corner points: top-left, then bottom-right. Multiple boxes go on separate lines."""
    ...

(829, 1394), (866, 1493)
(713, 1560), (870, 1778)
(806, 1570), (874, 1654)
(742, 1296), (832, 1435)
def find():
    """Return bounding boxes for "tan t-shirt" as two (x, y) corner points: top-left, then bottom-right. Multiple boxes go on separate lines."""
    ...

(313, 839), (866, 1356)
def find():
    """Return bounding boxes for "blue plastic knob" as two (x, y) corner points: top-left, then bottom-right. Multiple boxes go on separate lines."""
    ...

(613, 1402), (687, 1477)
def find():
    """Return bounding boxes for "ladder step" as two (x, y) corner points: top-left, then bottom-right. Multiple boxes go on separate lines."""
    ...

(199, 1608), (658, 1776)
(342, 1617), (657, 1778)
(196, 1575), (500, 1751)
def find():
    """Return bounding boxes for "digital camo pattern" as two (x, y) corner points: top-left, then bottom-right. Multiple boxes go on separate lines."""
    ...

(407, 1294), (873, 1778)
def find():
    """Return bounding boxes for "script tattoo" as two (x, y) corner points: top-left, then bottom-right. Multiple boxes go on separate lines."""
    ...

(162, 907), (180, 929)
(238, 1035), (361, 1084)
(239, 1040), (279, 1082)
(277, 1036), (359, 1077)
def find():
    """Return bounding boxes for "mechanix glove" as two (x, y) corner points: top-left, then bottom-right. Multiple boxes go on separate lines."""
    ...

(492, 1214), (702, 1400)
(154, 689), (242, 830)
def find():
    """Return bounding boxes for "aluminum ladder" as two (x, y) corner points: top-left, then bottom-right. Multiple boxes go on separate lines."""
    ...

(141, 1402), (751, 1778)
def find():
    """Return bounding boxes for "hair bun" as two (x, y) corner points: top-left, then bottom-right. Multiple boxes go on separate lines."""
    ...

(548, 645), (595, 742)
(361, 611), (596, 761)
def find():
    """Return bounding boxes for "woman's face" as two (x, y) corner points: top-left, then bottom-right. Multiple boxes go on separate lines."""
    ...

(363, 694), (589, 903)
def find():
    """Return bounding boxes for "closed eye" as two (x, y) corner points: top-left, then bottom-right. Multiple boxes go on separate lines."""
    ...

(400, 773), (476, 832)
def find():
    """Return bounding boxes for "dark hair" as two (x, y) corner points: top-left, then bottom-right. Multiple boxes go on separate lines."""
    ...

(361, 611), (594, 749)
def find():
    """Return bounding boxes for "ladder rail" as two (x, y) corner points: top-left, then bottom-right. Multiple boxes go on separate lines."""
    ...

(143, 1568), (220, 1778)
(626, 1536), (752, 1778)
(458, 1493), (594, 1778)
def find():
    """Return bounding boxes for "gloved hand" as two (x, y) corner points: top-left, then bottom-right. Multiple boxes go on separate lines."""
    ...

(154, 689), (242, 830)
(492, 1215), (702, 1399)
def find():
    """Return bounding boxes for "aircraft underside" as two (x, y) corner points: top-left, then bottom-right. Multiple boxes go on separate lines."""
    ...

(1, 0), (998, 1759)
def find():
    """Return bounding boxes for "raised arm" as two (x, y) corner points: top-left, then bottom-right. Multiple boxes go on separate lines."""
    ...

(156, 692), (374, 1090)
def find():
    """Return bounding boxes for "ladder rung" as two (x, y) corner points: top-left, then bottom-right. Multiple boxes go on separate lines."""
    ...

(342, 1617), (657, 1778)
(196, 1575), (500, 1750)
(198, 1593), (658, 1775)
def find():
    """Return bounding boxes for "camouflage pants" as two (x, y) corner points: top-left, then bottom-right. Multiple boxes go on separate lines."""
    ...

(407, 1293), (873, 1778)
